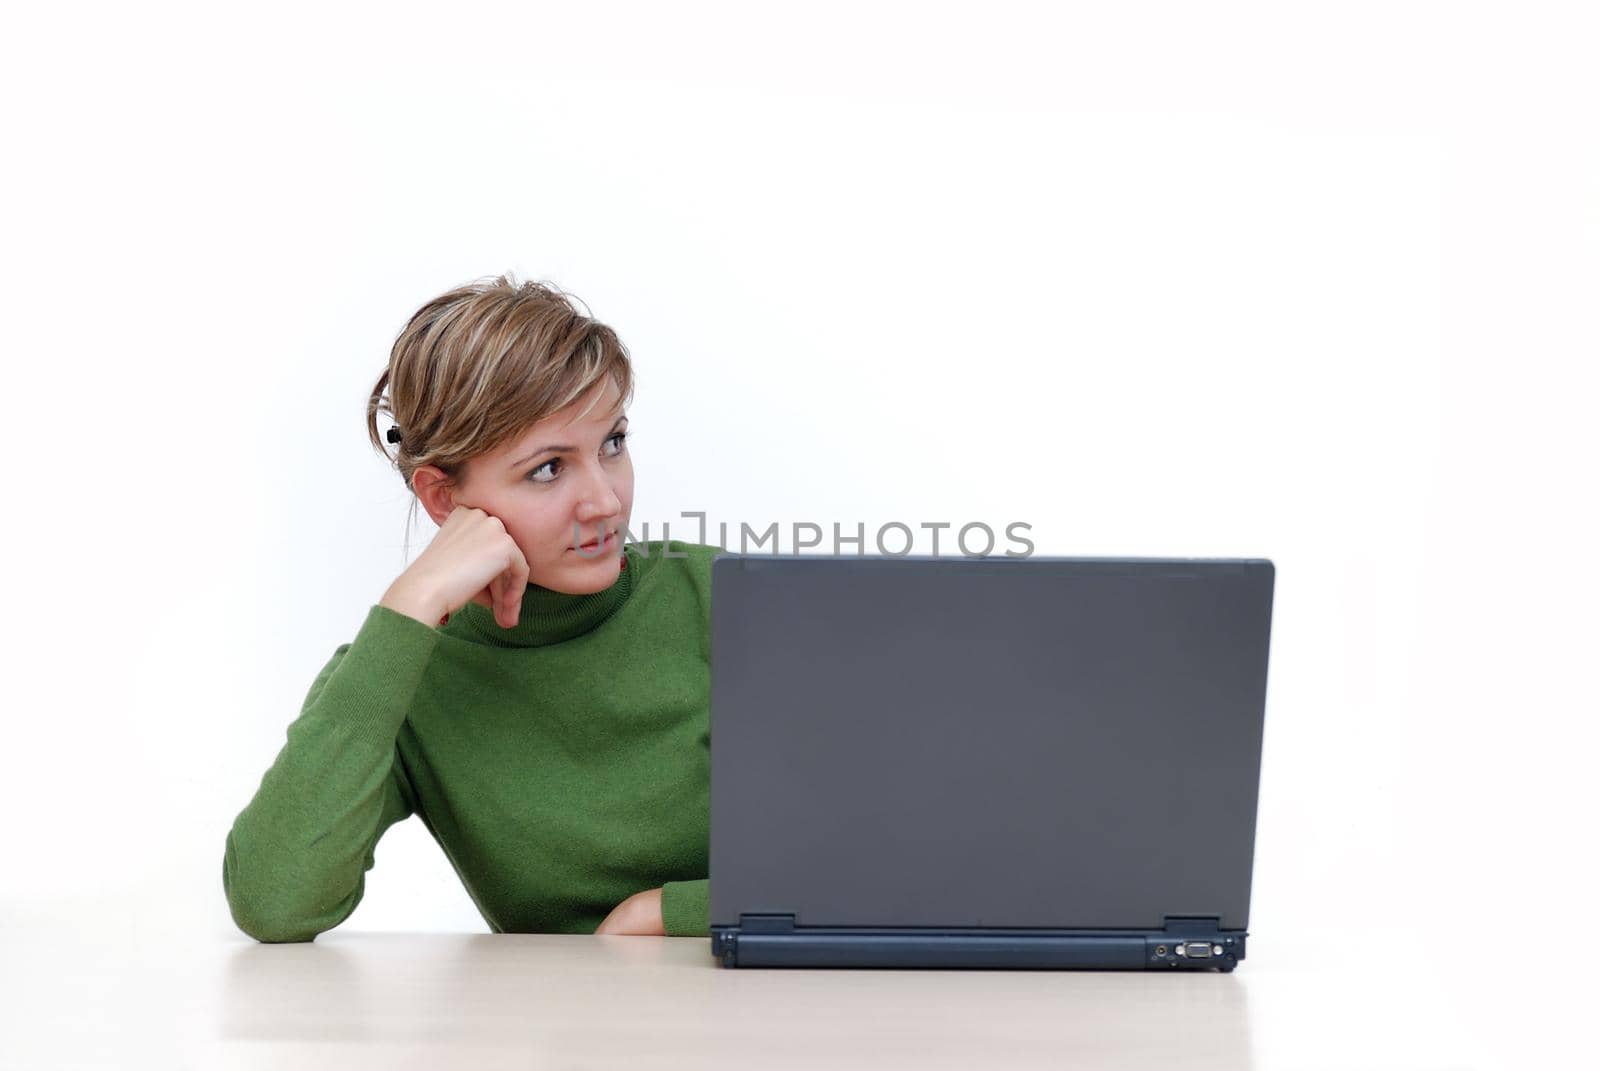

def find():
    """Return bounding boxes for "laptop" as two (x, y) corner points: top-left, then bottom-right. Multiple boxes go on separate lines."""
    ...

(708, 553), (1275, 970)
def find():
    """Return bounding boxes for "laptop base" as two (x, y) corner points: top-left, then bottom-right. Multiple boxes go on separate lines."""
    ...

(711, 915), (1244, 971)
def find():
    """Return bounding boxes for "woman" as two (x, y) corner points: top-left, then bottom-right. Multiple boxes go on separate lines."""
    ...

(223, 274), (716, 941)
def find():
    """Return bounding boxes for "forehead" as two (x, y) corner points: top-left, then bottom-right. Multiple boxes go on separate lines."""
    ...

(490, 380), (626, 461)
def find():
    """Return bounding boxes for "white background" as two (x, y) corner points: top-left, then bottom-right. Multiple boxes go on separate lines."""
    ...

(2, 2), (1595, 1068)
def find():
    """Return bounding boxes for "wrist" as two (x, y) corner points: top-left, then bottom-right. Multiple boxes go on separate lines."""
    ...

(379, 581), (445, 628)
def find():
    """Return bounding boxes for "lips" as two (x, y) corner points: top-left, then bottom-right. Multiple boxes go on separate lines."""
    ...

(574, 530), (618, 553)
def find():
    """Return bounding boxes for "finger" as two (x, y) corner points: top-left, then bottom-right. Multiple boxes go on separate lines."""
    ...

(492, 579), (512, 630)
(493, 569), (516, 629)
(505, 547), (530, 624)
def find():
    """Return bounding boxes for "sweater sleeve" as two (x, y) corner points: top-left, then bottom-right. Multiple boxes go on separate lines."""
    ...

(660, 877), (710, 937)
(223, 604), (441, 943)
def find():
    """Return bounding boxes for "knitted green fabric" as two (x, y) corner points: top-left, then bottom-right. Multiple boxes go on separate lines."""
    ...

(224, 539), (718, 942)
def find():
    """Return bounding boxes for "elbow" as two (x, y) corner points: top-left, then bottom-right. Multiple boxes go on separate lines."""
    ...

(224, 872), (324, 943)
(222, 837), (329, 944)
(231, 908), (321, 944)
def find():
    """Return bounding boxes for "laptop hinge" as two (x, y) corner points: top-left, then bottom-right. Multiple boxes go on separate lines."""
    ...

(738, 913), (797, 934)
(1161, 915), (1225, 935)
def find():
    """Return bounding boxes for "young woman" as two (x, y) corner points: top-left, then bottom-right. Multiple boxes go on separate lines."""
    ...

(224, 275), (716, 941)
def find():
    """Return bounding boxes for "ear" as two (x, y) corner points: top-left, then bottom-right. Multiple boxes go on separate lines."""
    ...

(410, 464), (459, 527)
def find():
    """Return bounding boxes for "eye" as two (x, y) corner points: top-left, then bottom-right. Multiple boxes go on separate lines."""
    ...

(524, 430), (628, 484)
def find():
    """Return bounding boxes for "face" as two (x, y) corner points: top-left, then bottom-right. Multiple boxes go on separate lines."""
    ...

(415, 378), (634, 595)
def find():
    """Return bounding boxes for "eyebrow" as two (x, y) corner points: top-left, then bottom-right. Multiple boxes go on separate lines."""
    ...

(508, 413), (628, 469)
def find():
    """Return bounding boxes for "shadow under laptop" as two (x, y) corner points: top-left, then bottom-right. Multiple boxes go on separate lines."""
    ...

(811, 966), (1256, 1069)
(655, 954), (1258, 1068)
(1040, 970), (1254, 1070)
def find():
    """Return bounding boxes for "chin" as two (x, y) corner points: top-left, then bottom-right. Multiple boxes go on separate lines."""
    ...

(540, 554), (623, 594)
(548, 573), (620, 595)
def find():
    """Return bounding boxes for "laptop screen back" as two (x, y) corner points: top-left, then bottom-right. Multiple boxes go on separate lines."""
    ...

(709, 555), (1276, 931)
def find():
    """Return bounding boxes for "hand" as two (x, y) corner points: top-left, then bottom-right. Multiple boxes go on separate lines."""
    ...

(380, 506), (531, 629)
(594, 887), (666, 936)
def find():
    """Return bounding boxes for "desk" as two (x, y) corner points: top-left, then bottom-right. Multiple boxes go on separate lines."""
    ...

(1, 924), (1481, 1069)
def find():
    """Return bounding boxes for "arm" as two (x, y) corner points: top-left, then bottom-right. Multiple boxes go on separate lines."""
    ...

(660, 878), (710, 937)
(222, 605), (440, 942)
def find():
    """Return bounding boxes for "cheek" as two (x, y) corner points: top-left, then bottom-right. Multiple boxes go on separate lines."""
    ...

(501, 499), (571, 553)
(539, 503), (584, 548)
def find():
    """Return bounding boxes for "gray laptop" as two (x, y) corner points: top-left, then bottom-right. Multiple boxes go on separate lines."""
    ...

(708, 553), (1276, 970)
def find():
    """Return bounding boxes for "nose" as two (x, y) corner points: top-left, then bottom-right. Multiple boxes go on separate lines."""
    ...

(574, 463), (622, 522)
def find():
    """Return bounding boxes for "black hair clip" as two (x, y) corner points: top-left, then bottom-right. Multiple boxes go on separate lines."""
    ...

(387, 426), (403, 444)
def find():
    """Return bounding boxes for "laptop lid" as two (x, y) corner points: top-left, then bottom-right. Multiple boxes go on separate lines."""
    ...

(709, 554), (1275, 932)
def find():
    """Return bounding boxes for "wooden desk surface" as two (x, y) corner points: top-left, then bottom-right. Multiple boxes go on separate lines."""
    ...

(1, 917), (1485, 1070)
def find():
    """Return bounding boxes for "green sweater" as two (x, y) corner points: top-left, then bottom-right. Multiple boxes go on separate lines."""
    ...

(224, 539), (718, 942)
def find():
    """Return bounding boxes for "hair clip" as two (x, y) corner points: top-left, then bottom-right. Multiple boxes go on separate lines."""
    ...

(387, 426), (403, 444)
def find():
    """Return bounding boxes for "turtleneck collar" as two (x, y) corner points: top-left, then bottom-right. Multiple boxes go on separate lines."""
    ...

(457, 544), (636, 648)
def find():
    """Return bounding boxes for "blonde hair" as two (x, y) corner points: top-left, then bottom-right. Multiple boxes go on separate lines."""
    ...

(366, 273), (635, 547)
